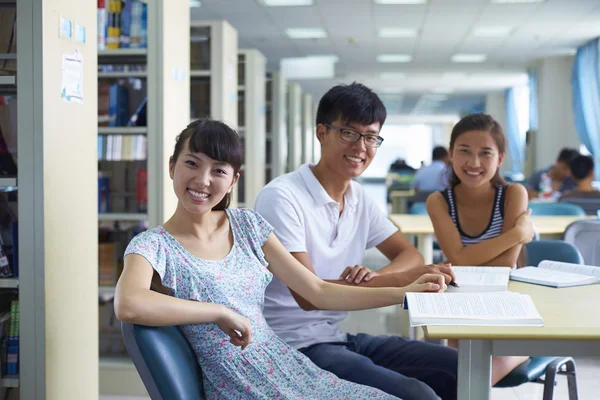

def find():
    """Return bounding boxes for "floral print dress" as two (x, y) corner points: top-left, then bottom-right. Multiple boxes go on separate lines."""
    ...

(125, 208), (401, 400)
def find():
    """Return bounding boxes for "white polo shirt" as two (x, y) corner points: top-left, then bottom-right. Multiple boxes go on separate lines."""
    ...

(255, 163), (398, 349)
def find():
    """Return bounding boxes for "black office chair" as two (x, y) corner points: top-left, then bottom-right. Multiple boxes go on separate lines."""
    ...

(494, 241), (580, 400)
(121, 322), (205, 400)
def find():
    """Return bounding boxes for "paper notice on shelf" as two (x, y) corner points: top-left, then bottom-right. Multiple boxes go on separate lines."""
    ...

(61, 50), (84, 104)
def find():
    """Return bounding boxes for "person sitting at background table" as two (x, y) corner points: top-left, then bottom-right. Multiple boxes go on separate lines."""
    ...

(559, 155), (600, 201)
(426, 113), (536, 385)
(411, 146), (450, 193)
(525, 148), (579, 199)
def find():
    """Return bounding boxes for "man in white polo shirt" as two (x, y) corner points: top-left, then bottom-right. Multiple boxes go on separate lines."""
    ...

(255, 83), (457, 400)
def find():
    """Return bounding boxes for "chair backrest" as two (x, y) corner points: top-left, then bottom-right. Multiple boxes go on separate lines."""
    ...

(559, 197), (600, 216)
(524, 240), (584, 266)
(121, 322), (205, 400)
(563, 219), (600, 266)
(528, 202), (586, 216)
(409, 202), (428, 215)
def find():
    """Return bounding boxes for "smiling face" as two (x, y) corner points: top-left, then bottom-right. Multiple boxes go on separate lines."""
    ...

(316, 117), (381, 180)
(169, 138), (239, 214)
(450, 129), (505, 189)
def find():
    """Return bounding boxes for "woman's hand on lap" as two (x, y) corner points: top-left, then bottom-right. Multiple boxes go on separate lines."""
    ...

(216, 306), (253, 350)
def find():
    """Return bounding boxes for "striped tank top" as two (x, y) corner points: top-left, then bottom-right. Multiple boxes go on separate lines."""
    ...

(441, 186), (507, 246)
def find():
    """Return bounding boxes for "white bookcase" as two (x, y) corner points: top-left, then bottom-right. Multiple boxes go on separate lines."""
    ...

(301, 93), (314, 164)
(189, 21), (238, 206)
(98, 1), (190, 396)
(287, 83), (303, 172)
(266, 71), (288, 180)
(237, 49), (266, 209)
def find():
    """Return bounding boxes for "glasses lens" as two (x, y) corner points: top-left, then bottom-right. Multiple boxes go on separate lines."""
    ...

(340, 129), (360, 142)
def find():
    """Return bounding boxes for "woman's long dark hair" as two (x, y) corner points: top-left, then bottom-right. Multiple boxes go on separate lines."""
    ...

(171, 119), (243, 210)
(448, 113), (507, 188)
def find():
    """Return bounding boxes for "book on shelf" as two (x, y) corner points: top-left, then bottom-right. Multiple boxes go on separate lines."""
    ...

(404, 292), (544, 327)
(510, 260), (600, 288)
(98, 0), (147, 51)
(447, 266), (511, 293)
(0, 3), (16, 73)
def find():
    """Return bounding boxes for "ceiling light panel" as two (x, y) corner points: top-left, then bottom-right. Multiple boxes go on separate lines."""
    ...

(285, 28), (327, 39)
(377, 54), (413, 63)
(451, 54), (487, 63)
(374, 0), (427, 4)
(490, 0), (544, 3)
(377, 27), (419, 38)
(260, 0), (314, 6)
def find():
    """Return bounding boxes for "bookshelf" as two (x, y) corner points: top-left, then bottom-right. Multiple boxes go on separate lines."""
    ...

(237, 49), (266, 209)
(11, 0), (100, 397)
(189, 21), (238, 205)
(265, 71), (288, 180)
(0, 1), (20, 397)
(312, 100), (321, 162)
(301, 93), (314, 164)
(97, 1), (190, 396)
(287, 83), (303, 172)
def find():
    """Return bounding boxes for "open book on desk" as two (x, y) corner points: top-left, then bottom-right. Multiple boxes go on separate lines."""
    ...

(447, 266), (511, 292)
(404, 292), (544, 327)
(510, 260), (600, 288)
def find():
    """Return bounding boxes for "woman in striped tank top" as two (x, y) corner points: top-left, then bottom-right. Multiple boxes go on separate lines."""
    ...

(426, 113), (536, 385)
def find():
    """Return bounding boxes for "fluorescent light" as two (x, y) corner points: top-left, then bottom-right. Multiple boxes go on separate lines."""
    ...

(378, 27), (419, 38)
(281, 55), (338, 79)
(380, 72), (407, 80)
(473, 26), (513, 37)
(285, 28), (327, 39)
(431, 87), (454, 94)
(260, 0), (313, 6)
(374, 0), (427, 4)
(451, 54), (487, 63)
(377, 54), (412, 63)
(190, 0), (201, 6)
(491, 0), (544, 3)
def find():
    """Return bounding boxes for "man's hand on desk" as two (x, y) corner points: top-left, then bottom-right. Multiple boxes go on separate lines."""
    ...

(339, 265), (379, 284)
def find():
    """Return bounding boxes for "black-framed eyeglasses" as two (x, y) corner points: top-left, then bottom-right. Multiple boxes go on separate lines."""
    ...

(325, 124), (384, 148)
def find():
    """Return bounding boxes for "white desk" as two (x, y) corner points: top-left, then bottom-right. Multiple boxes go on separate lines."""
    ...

(425, 281), (600, 399)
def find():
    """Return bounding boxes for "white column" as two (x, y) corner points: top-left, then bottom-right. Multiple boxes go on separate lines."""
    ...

(485, 92), (510, 173)
(535, 56), (580, 169)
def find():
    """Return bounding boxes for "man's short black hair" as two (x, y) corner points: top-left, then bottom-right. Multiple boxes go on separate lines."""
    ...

(432, 146), (448, 161)
(557, 148), (580, 164)
(315, 82), (387, 129)
(569, 155), (595, 180)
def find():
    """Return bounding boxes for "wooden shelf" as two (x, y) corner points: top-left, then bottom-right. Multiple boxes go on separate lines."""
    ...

(98, 127), (147, 135)
(0, 278), (18, 289)
(98, 71), (147, 78)
(0, 177), (17, 187)
(0, 76), (16, 85)
(98, 49), (147, 57)
(190, 70), (211, 78)
(98, 213), (148, 221)
(1, 374), (19, 388)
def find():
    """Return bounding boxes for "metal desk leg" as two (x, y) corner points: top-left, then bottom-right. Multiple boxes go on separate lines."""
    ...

(418, 233), (434, 264)
(458, 339), (492, 400)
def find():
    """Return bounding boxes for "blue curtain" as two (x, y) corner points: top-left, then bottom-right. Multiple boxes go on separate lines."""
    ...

(505, 88), (523, 174)
(572, 37), (600, 179)
(528, 69), (538, 131)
